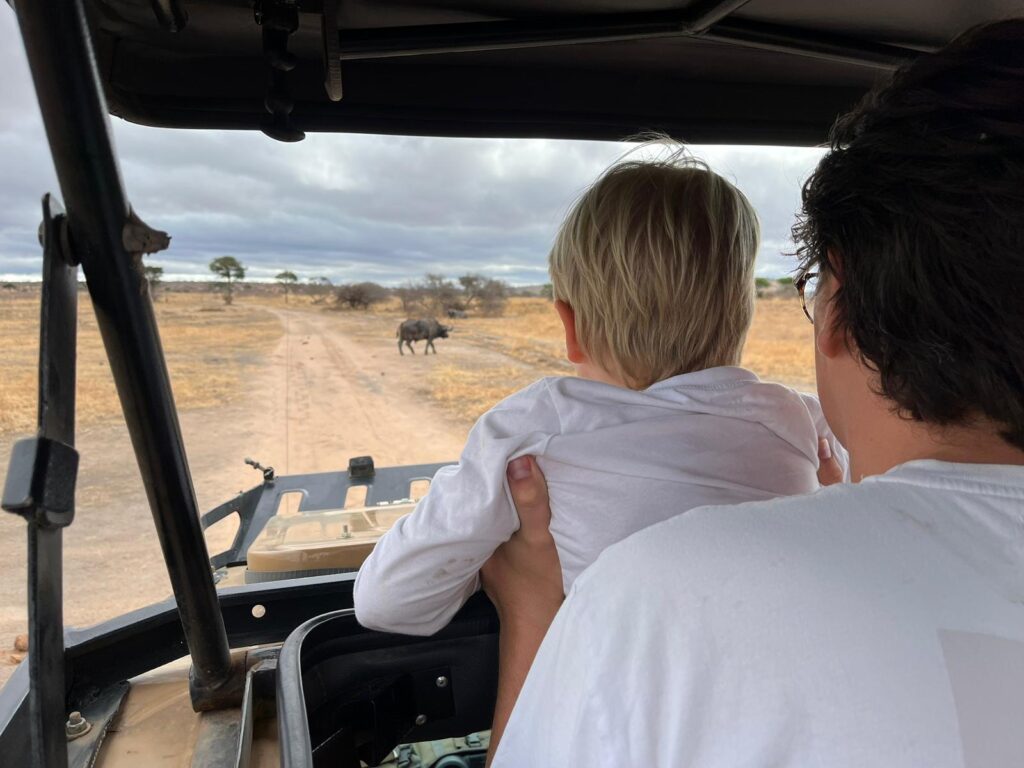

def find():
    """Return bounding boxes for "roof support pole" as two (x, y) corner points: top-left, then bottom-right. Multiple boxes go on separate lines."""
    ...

(10, 0), (235, 710)
(1, 195), (78, 768)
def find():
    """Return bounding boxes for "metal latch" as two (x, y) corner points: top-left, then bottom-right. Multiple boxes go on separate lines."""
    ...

(2, 436), (79, 528)
(348, 455), (375, 479)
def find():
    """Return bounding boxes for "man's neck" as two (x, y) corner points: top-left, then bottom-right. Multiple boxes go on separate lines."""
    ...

(845, 405), (1024, 481)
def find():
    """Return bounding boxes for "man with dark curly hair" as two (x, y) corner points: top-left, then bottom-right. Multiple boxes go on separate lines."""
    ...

(485, 19), (1024, 767)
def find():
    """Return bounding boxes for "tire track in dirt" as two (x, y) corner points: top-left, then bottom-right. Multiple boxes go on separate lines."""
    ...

(269, 309), (471, 473)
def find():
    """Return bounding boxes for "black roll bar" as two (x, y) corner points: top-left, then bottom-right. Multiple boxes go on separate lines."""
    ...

(0, 195), (80, 768)
(11, 0), (235, 708)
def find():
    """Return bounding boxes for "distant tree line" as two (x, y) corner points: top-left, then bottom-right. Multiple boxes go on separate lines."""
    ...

(394, 273), (509, 317)
(331, 272), (511, 317)
(183, 258), (510, 317)
(147, 259), (796, 313)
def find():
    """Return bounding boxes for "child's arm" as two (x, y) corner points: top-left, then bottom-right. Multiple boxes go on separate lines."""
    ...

(354, 380), (560, 636)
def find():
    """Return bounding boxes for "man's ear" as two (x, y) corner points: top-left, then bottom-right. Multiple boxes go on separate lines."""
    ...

(554, 299), (586, 364)
(816, 253), (846, 359)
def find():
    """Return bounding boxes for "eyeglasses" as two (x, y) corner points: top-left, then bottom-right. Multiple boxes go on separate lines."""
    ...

(795, 270), (819, 324)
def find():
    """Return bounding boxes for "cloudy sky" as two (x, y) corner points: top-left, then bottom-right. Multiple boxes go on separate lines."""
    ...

(0, 11), (824, 285)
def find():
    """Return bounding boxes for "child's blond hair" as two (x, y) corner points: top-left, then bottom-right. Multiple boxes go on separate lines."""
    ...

(549, 145), (759, 389)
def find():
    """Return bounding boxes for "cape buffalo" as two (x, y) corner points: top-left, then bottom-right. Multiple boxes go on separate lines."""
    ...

(397, 318), (450, 355)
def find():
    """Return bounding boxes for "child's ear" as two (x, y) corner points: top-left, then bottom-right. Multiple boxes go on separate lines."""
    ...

(554, 299), (586, 364)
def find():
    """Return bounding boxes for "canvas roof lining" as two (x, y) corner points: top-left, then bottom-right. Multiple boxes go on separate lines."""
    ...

(88, 0), (1023, 144)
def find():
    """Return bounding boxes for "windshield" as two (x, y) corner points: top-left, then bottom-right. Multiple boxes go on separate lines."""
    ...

(0, 8), (823, 691)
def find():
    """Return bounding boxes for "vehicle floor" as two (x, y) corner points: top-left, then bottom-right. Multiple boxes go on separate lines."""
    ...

(0, 306), (514, 690)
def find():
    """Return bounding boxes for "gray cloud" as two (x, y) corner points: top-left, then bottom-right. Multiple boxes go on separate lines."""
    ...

(0, 12), (824, 285)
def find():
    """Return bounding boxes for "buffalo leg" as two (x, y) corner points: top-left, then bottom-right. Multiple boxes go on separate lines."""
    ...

(398, 338), (404, 355)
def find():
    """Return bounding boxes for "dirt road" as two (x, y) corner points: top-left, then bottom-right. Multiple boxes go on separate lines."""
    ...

(0, 307), (487, 689)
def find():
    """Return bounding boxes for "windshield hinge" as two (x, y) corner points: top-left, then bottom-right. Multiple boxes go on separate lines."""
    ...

(254, 0), (305, 142)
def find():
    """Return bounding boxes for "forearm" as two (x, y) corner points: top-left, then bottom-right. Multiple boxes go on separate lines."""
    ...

(354, 466), (513, 634)
(487, 614), (552, 765)
(480, 453), (564, 765)
(354, 522), (486, 635)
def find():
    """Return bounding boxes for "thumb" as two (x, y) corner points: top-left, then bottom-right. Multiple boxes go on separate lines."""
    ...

(507, 456), (552, 537)
(816, 438), (844, 486)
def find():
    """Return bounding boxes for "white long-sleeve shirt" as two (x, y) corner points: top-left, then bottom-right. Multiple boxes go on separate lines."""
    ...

(354, 366), (846, 636)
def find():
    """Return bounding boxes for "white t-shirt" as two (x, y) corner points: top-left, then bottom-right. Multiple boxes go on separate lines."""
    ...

(355, 367), (845, 636)
(493, 460), (1024, 768)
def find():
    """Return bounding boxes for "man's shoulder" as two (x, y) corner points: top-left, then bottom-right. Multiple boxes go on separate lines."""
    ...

(573, 482), (899, 606)
(607, 481), (866, 545)
(577, 461), (1024, 616)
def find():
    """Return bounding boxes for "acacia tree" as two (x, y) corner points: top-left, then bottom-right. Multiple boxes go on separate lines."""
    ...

(209, 256), (245, 304)
(335, 282), (387, 310)
(457, 273), (508, 316)
(422, 273), (459, 313)
(142, 265), (164, 301)
(309, 276), (333, 304)
(476, 277), (509, 316)
(458, 274), (483, 306)
(276, 270), (298, 304)
(395, 282), (425, 314)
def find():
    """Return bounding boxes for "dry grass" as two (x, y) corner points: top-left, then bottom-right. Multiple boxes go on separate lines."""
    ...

(354, 297), (570, 422)
(405, 296), (817, 425)
(0, 290), (814, 437)
(741, 298), (817, 393)
(0, 291), (282, 437)
(428, 365), (539, 424)
(455, 300), (570, 372)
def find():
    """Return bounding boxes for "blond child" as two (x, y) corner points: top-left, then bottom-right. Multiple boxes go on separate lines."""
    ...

(355, 148), (845, 635)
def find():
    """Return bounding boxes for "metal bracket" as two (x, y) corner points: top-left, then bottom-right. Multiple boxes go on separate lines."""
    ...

(66, 682), (129, 768)
(239, 460), (272, 483)
(245, 457), (276, 483)
(122, 207), (171, 255)
(190, 649), (279, 767)
(321, 0), (343, 101)
(2, 437), (79, 529)
(189, 652), (249, 713)
(358, 666), (457, 766)
(36, 214), (75, 266)
(254, 0), (305, 142)
(348, 455), (374, 479)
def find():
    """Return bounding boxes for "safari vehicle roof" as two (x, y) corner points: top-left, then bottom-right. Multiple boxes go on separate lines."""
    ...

(91, 0), (1021, 144)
